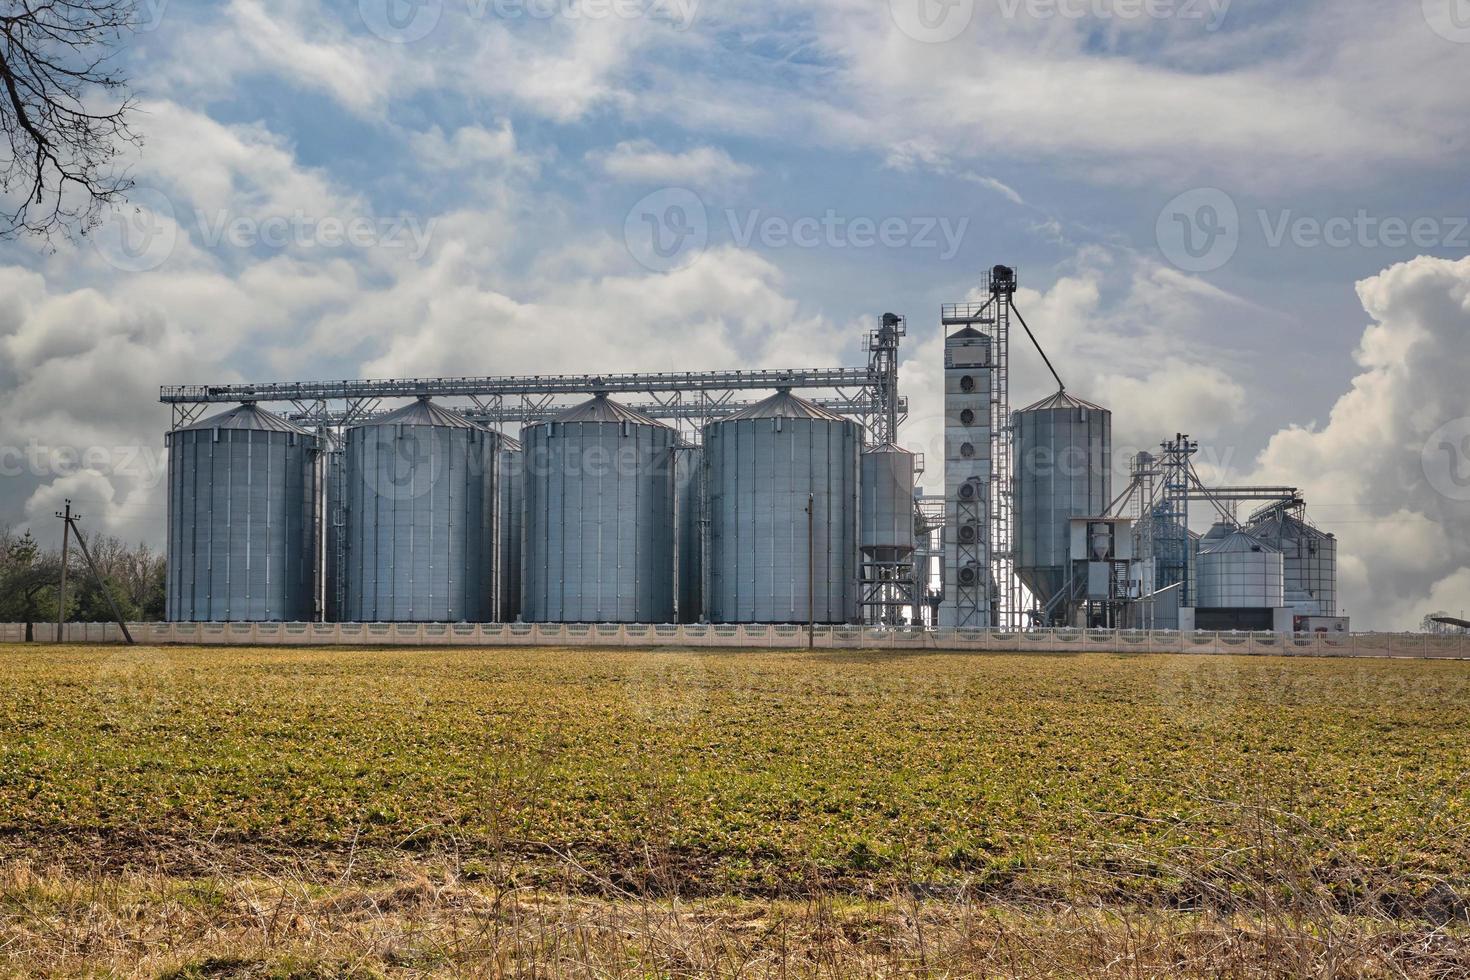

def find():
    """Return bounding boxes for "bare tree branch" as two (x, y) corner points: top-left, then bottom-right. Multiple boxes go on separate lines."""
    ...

(0, 0), (140, 241)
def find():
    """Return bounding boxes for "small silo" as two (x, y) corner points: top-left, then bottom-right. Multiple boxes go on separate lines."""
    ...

(1013, 390), (1111, 622)
(1245, 508), (1336, 616)
(860, 443), (917, 623)
(861, 444), (917, 561)
(675, 442), (703, 623)
(1196, 528), (1284, 609)
(498, 434), (524, 622)
(342, 397), (499, 622)
(166, 403), (318, 622)
(705, 388), (861, 624)
(521, 393), (677, 623)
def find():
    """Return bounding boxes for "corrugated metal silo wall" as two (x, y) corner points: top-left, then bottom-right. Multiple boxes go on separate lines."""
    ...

(522, 421), (676, 623)
(166, 427), (317, 621)
(860, 449), (915, 557)
(499, 447), (524, 622)
(675, 446), (703, 623)
(1247, 517), (1337, 616)
(705, 417), (860, 624)
(1196, 549), (1284, 609)
(342, 423), (498, 622)
(1013, 406), (1111, 611)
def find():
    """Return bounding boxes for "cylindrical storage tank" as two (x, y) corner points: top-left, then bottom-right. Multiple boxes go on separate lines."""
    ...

(1196, 529), (1284, 609)
(499, 435), (524, 622)
(705, 389), (861, 624)
(675, 444), (703, 624)
(1013, 390), (1111, 619)
(1245, 510), (1336, 616)
(860, 444), (916, 561)
(1200, 521), (1235, 553)
(522, 393), (676, 623)
(166, 403), (317, 622)
(342, 397), (499, 622)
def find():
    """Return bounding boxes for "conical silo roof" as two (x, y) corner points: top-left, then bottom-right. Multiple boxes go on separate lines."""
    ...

(552, 392), (668, 427)
(356, 396), (483, 429)
(1200, 528), (1280, 556)
(179, 402), (314, 436)
(1018, 389), (1107, 413)
(722, 388), (845, 422)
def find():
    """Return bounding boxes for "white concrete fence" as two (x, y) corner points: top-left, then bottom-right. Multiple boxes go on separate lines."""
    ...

(1, 622), (1467, 659)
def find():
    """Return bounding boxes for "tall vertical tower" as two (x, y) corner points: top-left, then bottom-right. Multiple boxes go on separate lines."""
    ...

(939, 321), (993, 627)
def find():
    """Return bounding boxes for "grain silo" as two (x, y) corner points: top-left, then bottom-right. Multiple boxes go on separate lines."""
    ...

(675, 443), (703, 623)
(1013, 390), (1111, 624)
(1245, 507), (1337, 616)
(342, 397), (499, 622)
(499, 434), (524, 622)
(1196, 528), (1284, 610)
(166, 403), (318, 622)
(860, 443), (917, 624)
(704, 388), (861, 624)
(521, 393), (677, 623)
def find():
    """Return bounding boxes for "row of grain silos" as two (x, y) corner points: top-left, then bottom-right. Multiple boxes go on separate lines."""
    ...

(167, 388), (899, 625)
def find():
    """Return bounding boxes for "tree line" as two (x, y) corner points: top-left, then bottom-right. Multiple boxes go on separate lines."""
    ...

(0, 527), (165, 640)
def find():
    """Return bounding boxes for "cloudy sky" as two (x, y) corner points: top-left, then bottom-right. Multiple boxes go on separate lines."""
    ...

(1, 0), (1467, 629)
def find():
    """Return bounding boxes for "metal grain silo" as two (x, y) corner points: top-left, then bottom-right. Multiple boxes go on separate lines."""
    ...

(860, 443), (917, 625)
(522, 393), (676, 623)
(166, 403), (318, 622)
(675, 443), (703, 623)
(342, 397), (499, 622)
(1245, 508), (1337, 616)
(499, 435), (524, 622)
(705, 389), (861, 624)
(1196, 528), (1284, 609)
(1013, 390), (1111, 621)
(861, 444), (916, 560)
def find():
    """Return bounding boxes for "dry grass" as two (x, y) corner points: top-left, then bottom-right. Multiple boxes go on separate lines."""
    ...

(1, 840), (1465, 979)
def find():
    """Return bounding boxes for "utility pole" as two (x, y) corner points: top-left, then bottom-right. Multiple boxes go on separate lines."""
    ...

(807, 492), (815, 650)
(55, 501), (135, 645)
(55, 500), (71, 643)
